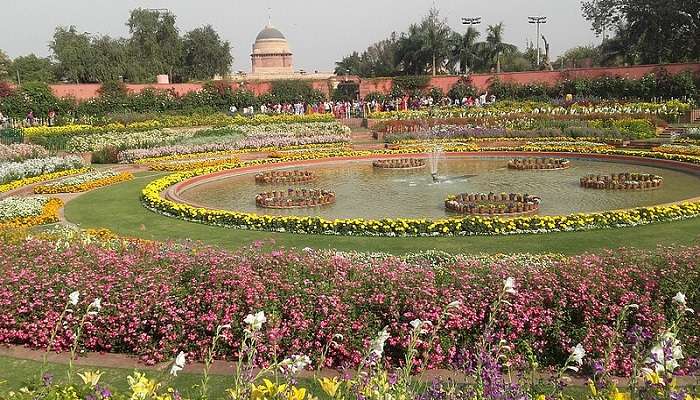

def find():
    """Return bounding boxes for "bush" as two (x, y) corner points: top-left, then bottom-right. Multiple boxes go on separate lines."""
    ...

(448, 77), (477, 100)
(269, 80), (326, 104)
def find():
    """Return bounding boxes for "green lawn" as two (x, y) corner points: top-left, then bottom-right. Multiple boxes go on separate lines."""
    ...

(0, 356), (325, 399)
(64, 173), (700, 255)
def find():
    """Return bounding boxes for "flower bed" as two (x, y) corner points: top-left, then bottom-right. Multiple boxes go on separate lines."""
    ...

(66, 128), (199, 154)
(143, 148), (700, 237)
(445, 192), (541, 216)
(372, 158), (426, 169)
(580, 173), (664, 190)
(0, 236), (697, 371)
(34, 170), (134, 194)
(507, 157), (570, 170)
(0, 143), (49, 163)
(0, 196), (63, 229)
(0, 168), (91, 194)
(22, 113), (336, 139)
(148, 156), (242, 172)
(368, 100), (691, 120)
(0, 156), (86, 185)
(255, 188), (336, 209)
(653, 144), (700, 157)
(255, 170), (317, 184)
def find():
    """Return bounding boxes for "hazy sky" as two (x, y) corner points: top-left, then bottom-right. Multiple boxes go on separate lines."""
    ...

(1, 0), (600, 72)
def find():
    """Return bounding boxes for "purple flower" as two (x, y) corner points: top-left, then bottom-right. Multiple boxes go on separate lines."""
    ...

(42, 373), (53, 386)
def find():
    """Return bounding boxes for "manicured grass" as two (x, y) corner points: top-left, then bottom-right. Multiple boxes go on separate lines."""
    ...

(64, 173), (700, 255)
(0, 356), (327, 399)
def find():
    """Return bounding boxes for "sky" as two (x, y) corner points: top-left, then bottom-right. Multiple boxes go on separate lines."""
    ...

(1, 0), (601, 72)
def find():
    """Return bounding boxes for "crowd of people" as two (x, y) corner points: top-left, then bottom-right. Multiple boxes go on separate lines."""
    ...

(229, 93), (498, 119)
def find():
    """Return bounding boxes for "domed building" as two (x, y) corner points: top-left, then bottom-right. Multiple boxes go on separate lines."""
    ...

(251, 23), (294, 75)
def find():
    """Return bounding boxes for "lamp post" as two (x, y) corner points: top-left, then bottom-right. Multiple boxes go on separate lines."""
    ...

(461, 17), (482, 73)
(528, 16), (547, 67)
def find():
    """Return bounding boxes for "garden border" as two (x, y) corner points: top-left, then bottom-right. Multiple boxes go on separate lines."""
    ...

(141, 149), (700, 237)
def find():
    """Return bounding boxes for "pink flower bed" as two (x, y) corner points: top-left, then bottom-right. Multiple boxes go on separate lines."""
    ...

(0, 238), (697, 372)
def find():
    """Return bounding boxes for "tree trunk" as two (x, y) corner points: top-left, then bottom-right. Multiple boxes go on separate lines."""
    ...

(432, 54), (436, 76)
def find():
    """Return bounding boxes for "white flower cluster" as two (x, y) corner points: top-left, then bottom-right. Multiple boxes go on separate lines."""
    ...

(0, 156), (85, 184)
(236, 122), (351, 136)
(39, 169), (121, 188)
(0, 196), (49, 221)
(66, 129), (197, 153)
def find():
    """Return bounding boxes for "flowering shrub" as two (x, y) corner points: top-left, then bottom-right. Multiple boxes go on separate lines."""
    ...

(33, 169), (134, 193)
(0, 197), (62, 229)
(0, 143), (49, 163)
(0, 156), (86, 185)
(141, 148), (700, 237)
(0, 236), (697, 374)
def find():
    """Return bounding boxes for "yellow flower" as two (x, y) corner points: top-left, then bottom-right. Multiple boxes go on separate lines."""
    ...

(127, 372), (160, 400)
(608, 388), (631, 400)
(251, 379), (287, 400)
(318, 377), (342, 398)
(644, 370), (664, 386)
(77, 370), (104, 387)
(587, 379), (597, 396)
(535, 395), (546, 400)
(286, 387), (307, 400)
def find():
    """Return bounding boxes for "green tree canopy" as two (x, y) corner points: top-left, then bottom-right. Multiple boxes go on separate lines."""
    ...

(50, 26), (95, 83)
(127, 8), (183, 81)
(182, 25), (233, 81)
(581, 0), (700, 64)
(9, 54), (55, 83)
(0, 49), (11, 80)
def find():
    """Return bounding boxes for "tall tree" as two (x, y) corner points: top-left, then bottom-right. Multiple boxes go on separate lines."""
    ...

(127, 8), (183, 81)
(484, 23), (517, 73)
(50, 26), (95, 83)
(9, 55), (55, 83)
(450, 26), (481, 74)
(581, 0), (700, 64)
(420, 8), (453, 76)
(91, 36), (130, 82)
(182, 25), (232, 81)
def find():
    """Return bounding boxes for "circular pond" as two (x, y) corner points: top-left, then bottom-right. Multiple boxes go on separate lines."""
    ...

(176, 156), (700, 220)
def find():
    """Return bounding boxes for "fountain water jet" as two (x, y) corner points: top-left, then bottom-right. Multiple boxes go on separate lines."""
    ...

(429, 146), (444, 183)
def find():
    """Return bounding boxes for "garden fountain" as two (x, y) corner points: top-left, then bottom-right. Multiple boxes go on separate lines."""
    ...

(429, 146), (444, 182)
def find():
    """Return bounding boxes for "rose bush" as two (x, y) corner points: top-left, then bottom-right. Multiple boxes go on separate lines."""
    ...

(0, 143), (49, 163)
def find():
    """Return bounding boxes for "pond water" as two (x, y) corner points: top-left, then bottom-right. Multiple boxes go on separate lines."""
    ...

(178, 156), (700, 219)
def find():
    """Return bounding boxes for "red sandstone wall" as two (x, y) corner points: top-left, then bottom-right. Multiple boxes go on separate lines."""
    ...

(41, 63), (700, 102)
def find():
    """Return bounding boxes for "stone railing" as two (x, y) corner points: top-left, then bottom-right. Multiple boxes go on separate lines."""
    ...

(445, 192), (541, 216)
(255, 170), (317, 184)
(372, 158), (426, 169)
(255, 188), (336, 209)
(508, 157), (570, 170)
(580, 173), (663, 190)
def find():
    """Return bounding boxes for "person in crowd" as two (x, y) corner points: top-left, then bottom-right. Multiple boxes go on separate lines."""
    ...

(47, 110), (56, 127)
(26, 111), (35, 126)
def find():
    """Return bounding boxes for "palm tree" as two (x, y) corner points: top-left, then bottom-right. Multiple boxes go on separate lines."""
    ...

(421, 8), (453, 76)
(450, 26), (481, 74)
(485, 23), (517, 73)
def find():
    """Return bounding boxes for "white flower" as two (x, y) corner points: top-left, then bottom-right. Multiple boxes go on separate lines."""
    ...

(369, 327), (390, 358)
(503, 277), (517, 295)
(219, 324), (232, 330)
(446, 300), (462, 309)
(68, 291), (80, 306)
(565, 343), (586, 371)
(673, 292), (687, 306)
(410, 319), (432, 335)
(279, 354), (312, 374)
(627, 304), (639, 310)
(646, 332), (684, 375)
(87, 298), (102, 315)
(170, 351), (186, 376)
(243, 311), (267, 332)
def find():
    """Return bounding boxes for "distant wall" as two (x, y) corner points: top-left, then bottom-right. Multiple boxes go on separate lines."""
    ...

(43, 63), (700, 102)
(359, 63), (700, 98)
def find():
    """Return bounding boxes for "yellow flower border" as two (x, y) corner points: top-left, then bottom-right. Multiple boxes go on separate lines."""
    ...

(0, 168), (91, 194)
(34, 172), (134, 194)
(149, 157), (242, 172)
(140, 146), (700, 237)
(0, 198), (64, 229)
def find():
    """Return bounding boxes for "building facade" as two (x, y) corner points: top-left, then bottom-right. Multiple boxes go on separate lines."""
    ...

(251, 24), (294, 75)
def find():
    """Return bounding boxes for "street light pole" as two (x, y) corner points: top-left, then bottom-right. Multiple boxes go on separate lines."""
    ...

(461, 17), (482, 74)
(528, 16), (547, 67)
